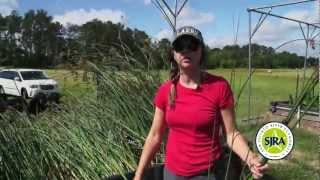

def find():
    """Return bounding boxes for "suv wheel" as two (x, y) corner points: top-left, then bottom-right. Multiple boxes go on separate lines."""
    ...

(0, 86), (5, 95)
(21, 89), (28, 100)
(0, 86), (6, 101)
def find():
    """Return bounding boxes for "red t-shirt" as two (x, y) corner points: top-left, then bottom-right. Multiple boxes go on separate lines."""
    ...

(153, 72), (234, 176)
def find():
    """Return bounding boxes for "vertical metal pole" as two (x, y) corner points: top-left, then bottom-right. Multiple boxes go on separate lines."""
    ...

(318, 0), (320, 125)
(248, 11), (252, 123)
(303, 25), (310, 84)
(174, 0), (178, 34)
(296, 106), (301, 128)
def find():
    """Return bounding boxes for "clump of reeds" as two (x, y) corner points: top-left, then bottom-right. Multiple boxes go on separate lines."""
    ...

(0, 42), (162, 179)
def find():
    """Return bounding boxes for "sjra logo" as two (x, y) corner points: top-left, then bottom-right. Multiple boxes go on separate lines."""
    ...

(255, 122), (294, 160)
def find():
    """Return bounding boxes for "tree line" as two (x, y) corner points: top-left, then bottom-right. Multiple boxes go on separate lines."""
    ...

(0, 10), (317, 69)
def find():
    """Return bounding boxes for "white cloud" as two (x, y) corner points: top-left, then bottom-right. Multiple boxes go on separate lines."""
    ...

(155, 6), (214, 40)
(211, 2), (319, 54)
(0, 0), (18, 16)
(247, 8), (319, 56)
(53, 8), (127, 26)
(158, 5), (214, 28)
(0, 5), (13, 15)
(121, 0), (151, 5)
(281, 10), (316, 27)
(155, 28), (172, 40)
(0, 0), (17, 6)
(176, 6), (214, 28)
(254, 20), (295, 43)
(309, 0), (319, 24)
(207, 8), (318, 56)
(144, 0), (151, 5)
(223, 0), (317, 55)
(207, 36), (233, 49)
(207, 35), (247, 49)
(248, 10), (311, 44)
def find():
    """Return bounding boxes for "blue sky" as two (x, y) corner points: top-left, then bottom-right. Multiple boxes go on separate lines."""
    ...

(0, 0), (319, 55)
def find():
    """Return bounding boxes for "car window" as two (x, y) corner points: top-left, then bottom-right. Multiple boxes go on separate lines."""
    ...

(12, 71), (20, 79)
(0, 71), (12, 79)
(0, 72), (4, 78)
(6, 71), (17, 80)
(20, 71), (48, 80)
(13, 71), (19, 77)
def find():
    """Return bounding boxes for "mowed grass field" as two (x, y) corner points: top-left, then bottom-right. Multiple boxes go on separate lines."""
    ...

(208, 68), (304, 119)
(47, 68), (312, 119)
(46, 69), (96, 99)
(45, 68), (319, 179)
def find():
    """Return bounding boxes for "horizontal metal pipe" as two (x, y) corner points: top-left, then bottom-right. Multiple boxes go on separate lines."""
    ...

(248, 0), (316, 11)
(248, 9), (320, 29)
(240, 116), (264, 121)
(275, 106), (320, 117)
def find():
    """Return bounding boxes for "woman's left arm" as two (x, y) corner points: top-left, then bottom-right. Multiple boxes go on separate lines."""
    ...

(221, 107), (269, 179)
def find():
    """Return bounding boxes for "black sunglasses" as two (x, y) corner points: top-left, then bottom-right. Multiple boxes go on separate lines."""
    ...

(173, 36), (201, 52)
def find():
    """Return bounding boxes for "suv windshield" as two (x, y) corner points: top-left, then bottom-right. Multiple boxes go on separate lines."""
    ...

(20, 71), (48, 80)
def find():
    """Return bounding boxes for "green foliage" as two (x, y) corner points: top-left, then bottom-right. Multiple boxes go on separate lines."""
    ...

(0, 49), (162, 179)
(205, 44), (317, 69)
(0, 67), (317, 179)
(0, 9), (318, 69)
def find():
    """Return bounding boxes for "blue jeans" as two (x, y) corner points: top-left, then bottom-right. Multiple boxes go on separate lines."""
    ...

(163, 166), (216, 180)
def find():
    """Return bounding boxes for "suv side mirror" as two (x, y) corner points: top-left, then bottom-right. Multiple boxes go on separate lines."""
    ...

(14, 77), (21, 81)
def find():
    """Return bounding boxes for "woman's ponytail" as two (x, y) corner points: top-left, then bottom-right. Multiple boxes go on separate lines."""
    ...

(168, 52), (179, 108)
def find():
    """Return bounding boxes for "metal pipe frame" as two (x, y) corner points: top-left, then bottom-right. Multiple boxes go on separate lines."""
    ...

(300, 23), (310, 84)
(318, 0), (320, 124)
(248, 11), (252, 123)
(248, 8), (320, 29)
(246, 0), (319, 122)
(152, 0), (188, 35)
(275, 106), (320, 117)
(248, 0), (316, 11)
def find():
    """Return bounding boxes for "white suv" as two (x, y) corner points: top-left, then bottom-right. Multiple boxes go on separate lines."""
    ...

(0, 69), (60, 101)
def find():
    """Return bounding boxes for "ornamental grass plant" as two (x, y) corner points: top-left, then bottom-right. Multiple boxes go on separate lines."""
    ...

(0, 46), (163, 179)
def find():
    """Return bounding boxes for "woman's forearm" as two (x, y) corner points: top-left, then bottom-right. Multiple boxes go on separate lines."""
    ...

(226, 130), (270, 179)
(134, 133), (162, 178)
(226, 130), (254, 165)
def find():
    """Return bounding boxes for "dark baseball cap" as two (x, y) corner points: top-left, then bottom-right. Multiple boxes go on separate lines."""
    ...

(172, 26), (203, 45)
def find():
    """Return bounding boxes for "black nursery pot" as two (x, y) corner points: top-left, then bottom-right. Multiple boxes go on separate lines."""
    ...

(105, 149), (243, 180)
(106, 164), (164, 180)
(105, 145), (260, 180)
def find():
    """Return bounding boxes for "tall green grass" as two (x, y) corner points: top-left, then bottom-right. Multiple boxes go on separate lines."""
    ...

(0, 57), (163, 179)
(0, 58), (318, 179)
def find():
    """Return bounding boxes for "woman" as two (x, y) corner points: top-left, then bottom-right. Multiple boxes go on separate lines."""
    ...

(134, 26), (268, 180)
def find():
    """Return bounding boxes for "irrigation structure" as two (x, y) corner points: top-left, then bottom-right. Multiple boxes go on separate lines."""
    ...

(151, 0), (188, 34)
(247, 0), (320, 123)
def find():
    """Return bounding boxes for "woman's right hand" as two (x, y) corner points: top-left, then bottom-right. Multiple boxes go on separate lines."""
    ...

(248, 153), (269, 179)
(133, 174), (142, 180)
